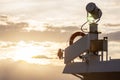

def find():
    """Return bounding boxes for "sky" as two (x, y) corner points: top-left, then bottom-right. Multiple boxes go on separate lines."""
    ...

(0, 0), (120, 80)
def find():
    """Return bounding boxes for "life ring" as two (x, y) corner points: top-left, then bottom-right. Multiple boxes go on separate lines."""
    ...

(69, 32), (85, 45)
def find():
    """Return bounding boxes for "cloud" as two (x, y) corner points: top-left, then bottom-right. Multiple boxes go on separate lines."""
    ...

(0, 59), (78, 80)
(0, 30), (68, 42)
(0, 15), (8, 21)
(104, 23), (120, 27)
(0, 15), (81, 42)
(0, 41), (66, 63)
(0, 0), (120, 26)
(32, 55), (53, 59)
(0, 15), (79, 42)
(46, 25), (79, 32)
(0, 41), (16, 48)
(108, 31), (120, 42)
(100, 31), (120, 42)
(0, 16), (28, 32)
(0, 22), (28, 32)
(108, 41), (120, 59)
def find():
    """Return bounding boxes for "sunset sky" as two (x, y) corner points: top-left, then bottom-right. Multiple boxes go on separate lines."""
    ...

(0, 0), (120, 80)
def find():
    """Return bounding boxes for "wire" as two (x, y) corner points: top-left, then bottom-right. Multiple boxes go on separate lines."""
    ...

(80, 21), (88, 33)
(95, 18), (100, 23)
(80, 18), (101, 33)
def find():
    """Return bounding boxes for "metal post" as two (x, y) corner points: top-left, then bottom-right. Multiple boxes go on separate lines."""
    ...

(101, 51), (103, 61)
(104, 37), (108, 61)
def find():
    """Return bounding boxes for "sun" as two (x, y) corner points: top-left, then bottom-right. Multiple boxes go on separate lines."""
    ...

(14, 46), (35, 60)
(13, 41), (49, 64)
(12, 41), (54, 65)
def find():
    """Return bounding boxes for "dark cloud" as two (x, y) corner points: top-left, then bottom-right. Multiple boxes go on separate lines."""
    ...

(104, 23), (120, 27)
(0, 22), (28, 32)
(100, 31), (120, 42)
(0, 21), (79, 42)
(0, 15), (80, 42)
(0, 15), (28, 32)
(0, 30), (69, 42)
(0, 15), (7, 21)
(32, 55), (53, 59)
(108, 31), (120, 41)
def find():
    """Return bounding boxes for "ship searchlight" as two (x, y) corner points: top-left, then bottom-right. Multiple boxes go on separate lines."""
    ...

(86, 2), (102, 23)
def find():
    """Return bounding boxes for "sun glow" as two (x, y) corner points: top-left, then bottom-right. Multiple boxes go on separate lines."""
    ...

(12, 41), (50, 64)
(0, 40), (64, 65)
(14, 46), (36, 60)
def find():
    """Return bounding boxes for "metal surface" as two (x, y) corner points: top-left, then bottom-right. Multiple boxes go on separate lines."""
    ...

(63, 60), (120, 73)
(65, 34), (90, 64)
(86, 2), (102, 20)
(61, 2), (120, 80)
(90, 40), (107, 52)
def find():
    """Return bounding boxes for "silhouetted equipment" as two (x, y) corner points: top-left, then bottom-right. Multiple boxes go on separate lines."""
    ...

(86, 2), (102, 19)
(57, 2), (120, 80)
(86, 2), (102, 23)
(81, 2), (102, 33)
(57, 48), (63, 59)
(90, 39), (107, 52)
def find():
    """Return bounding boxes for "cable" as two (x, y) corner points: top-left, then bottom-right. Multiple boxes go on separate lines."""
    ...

(80, 18), (101, 33)
(95, 18), (100, 23)
(80, 21), (88, 33)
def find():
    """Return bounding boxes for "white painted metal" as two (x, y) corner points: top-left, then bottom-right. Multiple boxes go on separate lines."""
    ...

(64, 24), (99, 64)
(63, 23), (112, 74)
(64, 34), (90, 64)
(63, 59), (120, 73)
(62, 3), (120, 80)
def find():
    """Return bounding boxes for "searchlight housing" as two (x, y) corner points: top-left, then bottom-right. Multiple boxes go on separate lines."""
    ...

(86, 2), (102, 23)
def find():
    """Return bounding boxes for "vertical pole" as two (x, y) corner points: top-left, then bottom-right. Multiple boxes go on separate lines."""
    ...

(89, 23), (99, 41)
(89, 23), (98, 34)
(104, 37), (108, 61)
(106, 52), (108, 61)
(89, 23), (100, 62)
(101, 52), (103, 61)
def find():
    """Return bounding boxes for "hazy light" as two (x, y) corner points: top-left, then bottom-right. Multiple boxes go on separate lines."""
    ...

(87, 13), (95, 23)
(10, 41), (50, 64)
(23, 20), (47, 32)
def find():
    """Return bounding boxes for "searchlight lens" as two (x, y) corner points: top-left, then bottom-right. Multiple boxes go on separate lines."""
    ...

(86, 2), (102, 23)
